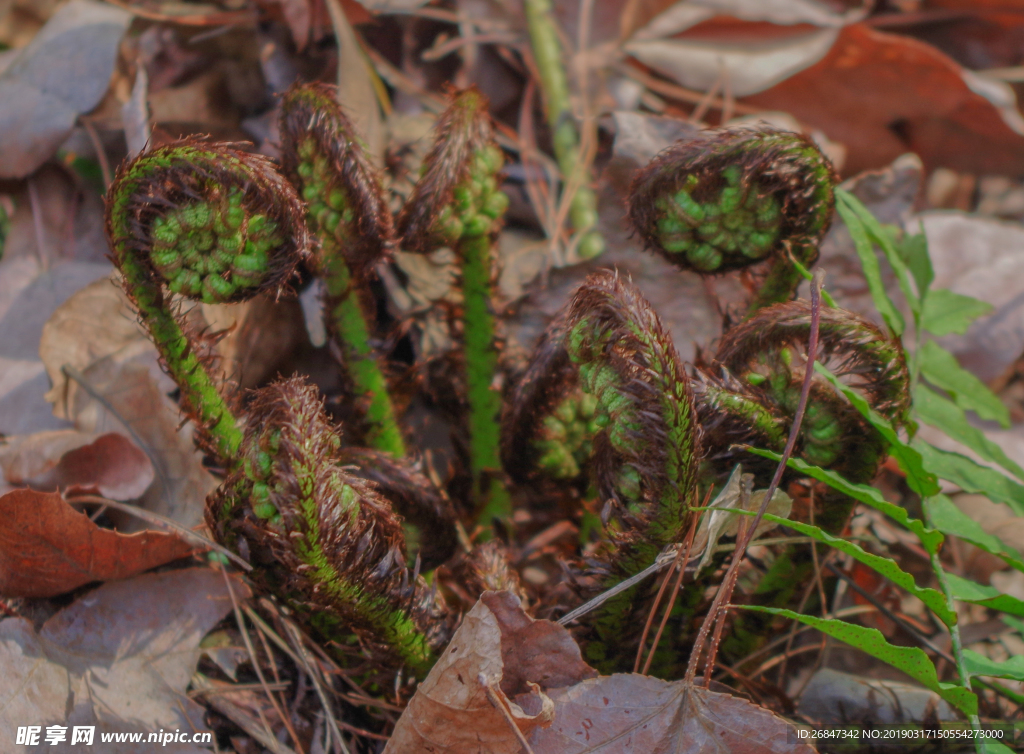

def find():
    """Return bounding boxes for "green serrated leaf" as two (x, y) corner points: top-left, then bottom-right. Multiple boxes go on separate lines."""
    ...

(835, 194), (904, 335)
(944, 572), (1024, 617)
(745, 511), (956, 626)
(924, 495), (1024, 573)
(921, 289), (993, 336)
(744, 447), (943, 554)
(815, 362), (939, 497)
(740, 606), (977, 716)
(918, 340), (1010, 427)
(914, 385), (1023, 482)
(899, 230), (933, 297)
(913, 441), (1024, 515)
(964, 649), (1024, 682)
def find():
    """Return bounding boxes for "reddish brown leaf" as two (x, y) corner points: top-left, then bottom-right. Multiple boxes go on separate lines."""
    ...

(56, 432), (154, 499)
(743, 23), (1024, 175)
(0, 489), (193, 598)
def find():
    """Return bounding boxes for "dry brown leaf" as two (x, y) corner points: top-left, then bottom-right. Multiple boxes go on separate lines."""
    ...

(200, 294), (310, 391)
(68, 358), (217, 528)
(530, 673), (816, 753)
(0, 488), (192, 598)
(0, 430), (154, 500)
(743, 23), (1024, 175)
(385, 591), (596, 753)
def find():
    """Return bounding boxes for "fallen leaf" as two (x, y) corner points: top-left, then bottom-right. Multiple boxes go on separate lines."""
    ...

(743, 23), (1024, 175)
(0, 0), (132, 178)
(0, 256), (112, 435)
(0, 568), (244, 752)
(68, 359), (216, 529)
(627, 24), (842, 99)
(0, 488), (192, 598)
(0, 431), (154, 500)
(40, 277), (217, 528)
(200, 294), (310, 391)
(385, 591), (596, 753)
(530, 673), (815, 753)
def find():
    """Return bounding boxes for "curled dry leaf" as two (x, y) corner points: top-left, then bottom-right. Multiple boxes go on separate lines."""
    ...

(0, 430), (154, 500)
(530, 673), (815, 754)
(0, 568), (245, 749)
(385, 591), (596, 754)
(0, 489), (192, 598)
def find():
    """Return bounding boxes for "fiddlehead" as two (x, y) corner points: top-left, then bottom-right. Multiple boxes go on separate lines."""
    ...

(207, 377), (452, 678)
(279, 83), (407, 456)
(627, 125), (837, 314)
(105, 139), (310, 463)
(696, 301), (910, 493)
(503, 270), (701, 669)
(397, 87), (511, 529)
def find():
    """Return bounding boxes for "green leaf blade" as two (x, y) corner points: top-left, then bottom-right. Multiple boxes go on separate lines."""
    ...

(944, 572), (1024, 618)
(918, 340), (1010, 427)
(743, 447), (943, 554)
(835, 194), (905, 335)
(741, 606), (977, 716)
(815, 362), (939, 497)
(914, 384), (1023, 482)
(921, 289), (993, 337)
(925, 495), (1024, 573)
(914, 441), (1024, 516)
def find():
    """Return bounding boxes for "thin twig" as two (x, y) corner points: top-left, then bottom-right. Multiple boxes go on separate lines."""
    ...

(686, 270), (826, 686)
(481, 675), (538, 754)
(79, 117), (112, 188)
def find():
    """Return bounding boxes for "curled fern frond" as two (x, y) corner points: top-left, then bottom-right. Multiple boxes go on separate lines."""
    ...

(279, 82), (394, 273)
(627, 126), (837, 311)
(562, 271), (701, 557)
(696, 300), (910, 485)
(397, 87), (512, 527)
(208, 377), (452, 677)
(109, 139), (309, 305)
(279, 83), (406, 456)
(337, 447), (458, 571)
(106, 139), (310, 462)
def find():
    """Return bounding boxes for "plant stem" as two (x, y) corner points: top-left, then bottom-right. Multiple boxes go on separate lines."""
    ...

(463, 233), (513, 528)
(524, 0), (604, 259)
(323, 254), (406, 457)
(111, 219), (243, 465)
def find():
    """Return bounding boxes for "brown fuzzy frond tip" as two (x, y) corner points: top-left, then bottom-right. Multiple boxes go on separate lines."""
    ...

(279, 82), (394, 273)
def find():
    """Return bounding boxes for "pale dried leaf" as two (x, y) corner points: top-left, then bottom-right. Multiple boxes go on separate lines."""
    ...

(68, 359), (216, 529)
(799, 668), (955, 727)
(530, 673), (815, 753)
(625, 27), (840, 98)
(0, 0), (131, 178)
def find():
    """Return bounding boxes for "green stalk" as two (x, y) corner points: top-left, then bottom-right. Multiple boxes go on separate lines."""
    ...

(280, 83), (406, 456)
(461, 232), (512, 525)
(524, 0), (604, 259)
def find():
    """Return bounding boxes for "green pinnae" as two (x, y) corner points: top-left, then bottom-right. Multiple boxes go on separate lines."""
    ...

(481, 191), (509, 220)
(687, 243), (722, 272)
(327, 188), (346, 212)
(673, 191), (705, 222)
(745, 372), (767, 387)
(253, 502), (278, 520)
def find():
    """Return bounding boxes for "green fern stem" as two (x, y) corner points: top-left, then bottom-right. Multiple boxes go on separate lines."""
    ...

(397, 88), (512, 529)
(462, 231), (513, 526)
(523, 0), (604, 259)
(324, 253), (406, 456)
